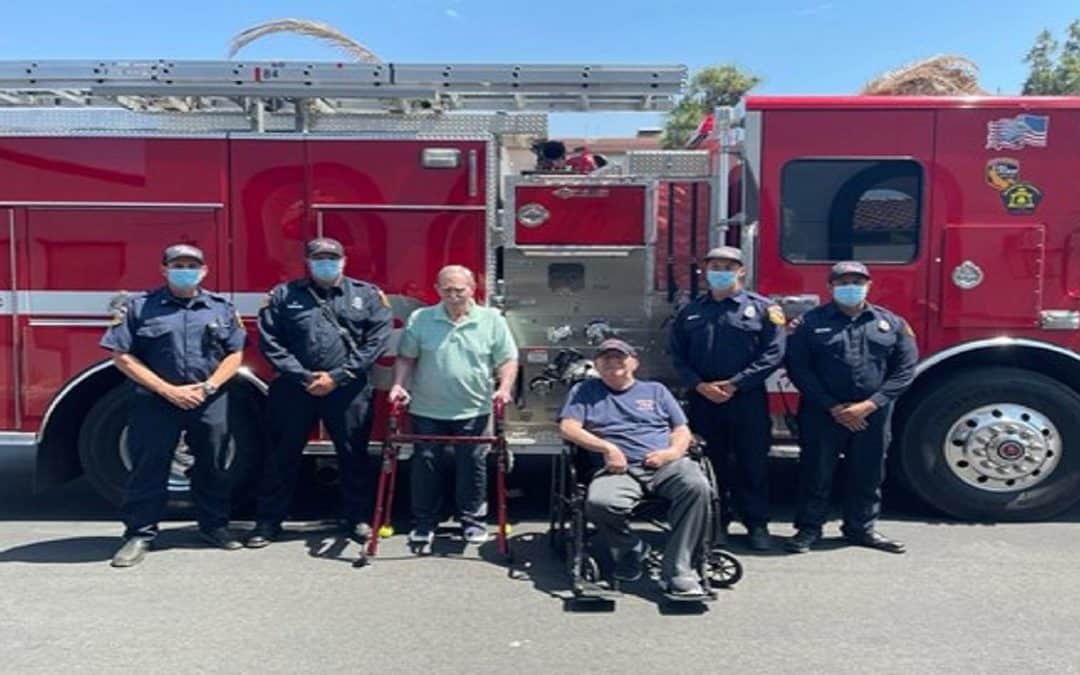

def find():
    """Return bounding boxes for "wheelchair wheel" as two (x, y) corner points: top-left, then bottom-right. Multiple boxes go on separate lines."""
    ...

(581, 555), (602, 584)
(707, 550), (743, 588)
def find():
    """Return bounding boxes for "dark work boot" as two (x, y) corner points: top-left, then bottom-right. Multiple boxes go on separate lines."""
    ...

(200, 526), (243, 551)
(245, 522), (282, 549)
(747, 525), (772, 551)
(845, 530), (905, 554)
(784, 529), (820, 554)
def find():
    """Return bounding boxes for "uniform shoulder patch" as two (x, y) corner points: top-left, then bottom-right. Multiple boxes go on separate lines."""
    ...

(106, 291), (131, 326)
(767, 304), (786, 326)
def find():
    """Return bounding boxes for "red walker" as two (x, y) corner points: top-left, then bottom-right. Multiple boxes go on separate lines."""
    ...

(359, 399), (511, 566)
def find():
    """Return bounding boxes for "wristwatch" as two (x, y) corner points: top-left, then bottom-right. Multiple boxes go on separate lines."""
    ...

(201, 381), (218, 396)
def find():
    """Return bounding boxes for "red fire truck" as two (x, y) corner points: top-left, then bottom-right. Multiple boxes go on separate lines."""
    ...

(0, 60), (1076, 522)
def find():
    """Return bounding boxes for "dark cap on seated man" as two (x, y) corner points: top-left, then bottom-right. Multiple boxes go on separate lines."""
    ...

(595, 338), (637, 358)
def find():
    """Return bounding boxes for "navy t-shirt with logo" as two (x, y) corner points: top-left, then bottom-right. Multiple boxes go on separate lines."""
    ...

(558, 378), (688, 465)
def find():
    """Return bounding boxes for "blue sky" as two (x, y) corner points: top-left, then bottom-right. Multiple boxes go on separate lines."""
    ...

(0, 0), (1075, 136)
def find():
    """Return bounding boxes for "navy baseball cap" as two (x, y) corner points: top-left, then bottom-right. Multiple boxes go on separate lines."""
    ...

(703, 246), (744, 265)
(162, 243), (205, 264)
(595, 338), (637, 357)
(829, 261), (871, 282)
(305, 237), (345, 258)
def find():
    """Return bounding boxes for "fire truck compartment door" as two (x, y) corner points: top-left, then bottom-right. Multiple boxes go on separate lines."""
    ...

(513, 184), (649, 245)
(941, 224), (1045, 328)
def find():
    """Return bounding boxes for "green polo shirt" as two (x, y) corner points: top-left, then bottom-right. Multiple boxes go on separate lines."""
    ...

(397, 302), (518, 420)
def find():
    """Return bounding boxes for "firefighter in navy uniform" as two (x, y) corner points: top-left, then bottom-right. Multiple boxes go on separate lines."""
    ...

(669, 246), (786, 551)
(101, 244), (247, 568)
(784, 261), (918, 555)
(246, 238), (392, 548)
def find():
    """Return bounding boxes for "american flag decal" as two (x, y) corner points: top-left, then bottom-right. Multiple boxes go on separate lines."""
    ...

(985, 114), (1050, 150)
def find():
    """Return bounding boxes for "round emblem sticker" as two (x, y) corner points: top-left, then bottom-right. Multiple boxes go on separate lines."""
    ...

(517, 202), (550, 228)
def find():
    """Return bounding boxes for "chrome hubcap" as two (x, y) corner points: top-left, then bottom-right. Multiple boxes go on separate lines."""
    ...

(943, 403), (1061, 492)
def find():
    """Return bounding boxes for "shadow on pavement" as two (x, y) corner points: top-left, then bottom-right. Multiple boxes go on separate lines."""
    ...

(0, 536), (117, 564)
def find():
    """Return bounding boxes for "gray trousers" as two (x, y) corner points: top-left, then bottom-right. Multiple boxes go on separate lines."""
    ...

(585, 457), (711, 582)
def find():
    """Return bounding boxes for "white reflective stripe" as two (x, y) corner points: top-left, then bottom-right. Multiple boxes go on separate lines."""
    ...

(3, 290), (267, 317)
(16, 290), (118, 316)
(28, 318), (113, 327)
(0, 289), (399, 319)
(231, 291), (266, 316)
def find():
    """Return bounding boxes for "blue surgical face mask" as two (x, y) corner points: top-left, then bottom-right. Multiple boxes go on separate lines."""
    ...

(706, 269), (738, 290)
(167, 268), (203, 290)
(309, 259), (344, 282)
(833, 284), (868, 306)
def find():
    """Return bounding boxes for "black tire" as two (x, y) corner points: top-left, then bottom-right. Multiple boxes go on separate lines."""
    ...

(898, 367), (1080, 521)
(77, 383), (264, 510)
(707, 550), (743, 588)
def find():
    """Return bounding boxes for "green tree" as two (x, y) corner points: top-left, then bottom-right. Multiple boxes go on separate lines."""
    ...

(662, 65), (760, 148)
(1021, 21), (1080, 94)
(1055, 20), (1080, 93)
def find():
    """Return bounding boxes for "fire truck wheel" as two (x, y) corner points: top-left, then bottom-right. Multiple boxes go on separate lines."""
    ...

(898, 367), (1080, 521)
(77, 384), (264, 509)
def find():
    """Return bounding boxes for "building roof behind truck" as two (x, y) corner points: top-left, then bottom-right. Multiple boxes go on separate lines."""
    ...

(743, 95), (1080, 111)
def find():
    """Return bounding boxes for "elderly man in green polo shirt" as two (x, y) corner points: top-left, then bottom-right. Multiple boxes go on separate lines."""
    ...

(389, 265), (518, 548)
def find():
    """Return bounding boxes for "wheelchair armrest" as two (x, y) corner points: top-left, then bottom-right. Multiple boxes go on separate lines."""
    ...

(688, 435), (706, 460)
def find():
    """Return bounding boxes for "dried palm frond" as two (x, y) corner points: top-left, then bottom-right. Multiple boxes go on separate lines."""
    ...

(228, 18), (382, 62)
(862, 55), (985, 96)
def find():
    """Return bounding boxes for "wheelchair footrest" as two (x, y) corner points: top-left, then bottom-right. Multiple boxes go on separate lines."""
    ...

(573, 581), (621, 600)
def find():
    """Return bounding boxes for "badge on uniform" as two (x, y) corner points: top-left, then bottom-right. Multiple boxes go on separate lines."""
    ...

(351, 296), (364, 311)
(767, 305), (785, 326)
(878, 319), (891, 332)
(743, 305), (757, 319)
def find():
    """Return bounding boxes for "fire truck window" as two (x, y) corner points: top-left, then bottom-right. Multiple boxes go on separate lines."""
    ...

(780, 159), (922, 263)
(548, 263), (585, 293)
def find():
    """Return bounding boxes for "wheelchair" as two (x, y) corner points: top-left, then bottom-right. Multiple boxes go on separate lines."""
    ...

(548, 440), (743, 603)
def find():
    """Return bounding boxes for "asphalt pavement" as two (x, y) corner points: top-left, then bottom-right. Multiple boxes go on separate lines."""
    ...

(2, 450), (1079, 674)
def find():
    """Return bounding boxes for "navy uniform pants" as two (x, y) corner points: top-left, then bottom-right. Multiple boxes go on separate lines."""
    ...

(688, 389), (771, 528)
(123, 389), (231, 539)
(793, 404), (893, 536)
(255, 378), (376, 526)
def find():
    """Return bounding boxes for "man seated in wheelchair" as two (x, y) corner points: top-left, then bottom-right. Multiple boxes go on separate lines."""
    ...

(559, 338), (712, 599)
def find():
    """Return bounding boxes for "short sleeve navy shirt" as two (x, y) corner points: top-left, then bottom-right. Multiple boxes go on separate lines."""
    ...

(559, 379), (688, 464)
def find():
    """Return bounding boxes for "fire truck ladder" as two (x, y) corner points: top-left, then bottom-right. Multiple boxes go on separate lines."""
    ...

(0, 60), (685, 117)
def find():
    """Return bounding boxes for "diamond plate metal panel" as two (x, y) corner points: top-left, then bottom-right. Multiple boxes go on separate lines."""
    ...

(627, 150), (711, 177)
